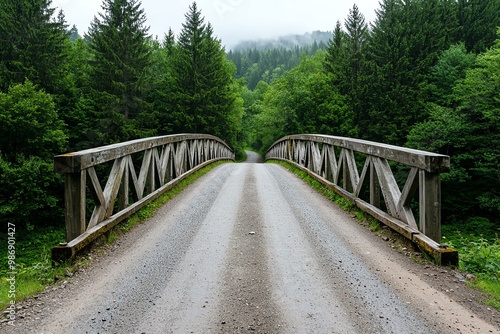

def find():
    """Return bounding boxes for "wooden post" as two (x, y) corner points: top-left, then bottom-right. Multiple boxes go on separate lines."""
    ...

(118, 164), (129, 211)
(64, 171), (86, 242)
(370, 159), (381, 209)
(147, 150), (155, 194)
(342, 153), (352, 192)
(419, 171), (442, 242)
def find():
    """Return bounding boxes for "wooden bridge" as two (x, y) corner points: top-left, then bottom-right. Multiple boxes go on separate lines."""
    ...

(52, 133), (457, 266)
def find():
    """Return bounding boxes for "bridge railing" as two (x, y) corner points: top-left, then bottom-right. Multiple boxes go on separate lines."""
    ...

(266, 134), (457, 265)
(53, 134), (234, 260)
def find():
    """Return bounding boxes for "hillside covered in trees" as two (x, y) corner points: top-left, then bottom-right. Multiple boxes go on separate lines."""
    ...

(0, 0), (499, 270)
(241, 1), (500, 235)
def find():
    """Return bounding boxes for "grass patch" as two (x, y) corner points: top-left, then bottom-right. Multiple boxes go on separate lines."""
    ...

(369, 219), (381, 232)
(0, 160), (229, 310)
(0, 226), (68, 309)
(473, 278), (500, 309)
(443, 232), (500, 310)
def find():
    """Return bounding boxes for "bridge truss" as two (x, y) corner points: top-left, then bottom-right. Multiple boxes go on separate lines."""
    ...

(266, 135), (458, 265)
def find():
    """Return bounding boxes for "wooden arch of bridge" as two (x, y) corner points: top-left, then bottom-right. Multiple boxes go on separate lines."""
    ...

(266, 134), (458, 265)
(52, 134), (234, 262)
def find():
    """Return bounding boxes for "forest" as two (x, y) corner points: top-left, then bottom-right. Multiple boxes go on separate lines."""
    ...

(0, 0), (499, 308)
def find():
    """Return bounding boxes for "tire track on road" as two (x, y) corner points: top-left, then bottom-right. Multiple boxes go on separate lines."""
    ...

(217, 163), (284, 333)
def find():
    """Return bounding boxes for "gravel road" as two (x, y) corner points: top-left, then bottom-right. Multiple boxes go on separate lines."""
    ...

(2, 151), (499, 333)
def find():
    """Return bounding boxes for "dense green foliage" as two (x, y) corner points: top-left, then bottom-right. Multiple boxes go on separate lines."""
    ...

(86, 0), (155, 145)
(227, 41), (328, 90)
(0, 1), (243, 231)
(165, 3), (243, 155)
(0, 0), (68, 94)
(0, 81), (67, 227)
(242, 0), (500, 233)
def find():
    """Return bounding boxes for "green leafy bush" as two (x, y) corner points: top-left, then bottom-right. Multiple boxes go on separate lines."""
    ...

(0, 155), (63, 227)
(0, 80), (67, 228)
(458, 238), (500, 278)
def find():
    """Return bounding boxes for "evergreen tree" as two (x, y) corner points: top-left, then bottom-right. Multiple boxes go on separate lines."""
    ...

(363, 0), (457, 145)
(60, 37), (96, 150)
(163, 28), (176, 55)
(343, 5), (369, 133)
(424, 43), (476, 107)
(0, 0), (68, 93)
(324, 21), (345, 84)
(457, 0), (500, 53)
(86, 0), (153, 145)
(68, 24), (80, 42)
(169, 2), (242, 147)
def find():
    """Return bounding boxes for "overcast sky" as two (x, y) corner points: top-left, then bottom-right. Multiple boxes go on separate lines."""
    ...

(55, 0), (381, 49)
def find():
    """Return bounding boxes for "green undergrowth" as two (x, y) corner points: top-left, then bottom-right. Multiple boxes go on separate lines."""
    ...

(271, 160), (500, 310)
(0, 226), (68, 310)
(0, 160), (229, 310)
(442, 221), (500, 310)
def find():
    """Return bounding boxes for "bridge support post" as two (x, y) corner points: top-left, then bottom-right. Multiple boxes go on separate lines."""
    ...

(118, 166), (129, 211)
(370, 161), (381, 209)
(419, 171), (442, 243)
(64, 171), (86, 242)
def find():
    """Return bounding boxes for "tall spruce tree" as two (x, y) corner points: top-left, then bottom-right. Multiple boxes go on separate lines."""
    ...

(343, 5), (369, 133)
(168, 2), (241, 145)
(324, 21), (345, 85)
(0, 0), (68, 93)
(457, 0), (500, 53)
(86, 0), (152, 145)
(363, 0), (457, 145)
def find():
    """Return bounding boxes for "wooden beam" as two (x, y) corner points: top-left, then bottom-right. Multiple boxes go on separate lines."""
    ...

(54, 134), (233, 174)
(267, 135), (450, 173)
(64, 171), (86, 242)
(420, 171), (442, 242)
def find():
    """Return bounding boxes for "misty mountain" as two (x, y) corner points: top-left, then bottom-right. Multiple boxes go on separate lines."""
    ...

(232, 30), (332, 51)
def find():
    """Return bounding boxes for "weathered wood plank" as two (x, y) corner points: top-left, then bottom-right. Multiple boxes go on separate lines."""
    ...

(369, 158), (381, 209)
(268, 135), (450, 173)
(419, 171), (442, 242)
(64, 171), (86, 242)
(54, 134), (233, 173)
(345, 149), (360, 192)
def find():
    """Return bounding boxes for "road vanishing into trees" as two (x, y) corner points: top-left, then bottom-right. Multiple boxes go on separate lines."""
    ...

(5, 152), (499, 334)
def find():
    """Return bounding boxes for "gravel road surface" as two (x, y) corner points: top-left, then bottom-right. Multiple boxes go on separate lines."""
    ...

(2, 151), (499, 333)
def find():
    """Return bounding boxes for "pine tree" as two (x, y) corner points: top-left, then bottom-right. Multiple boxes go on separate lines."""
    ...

(343, 5), (368, 132)
(169, 2), (241, 145)
(68, 24), (80, 42)
(0, 0), (68, 93)
(457, 0), (500, 53)
(86, 0), (152, 144)
(363, 0), (457, 145)
(324, 21), (345, 83)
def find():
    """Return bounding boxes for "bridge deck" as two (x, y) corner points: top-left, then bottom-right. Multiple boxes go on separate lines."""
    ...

(16, 154), (497, 333)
